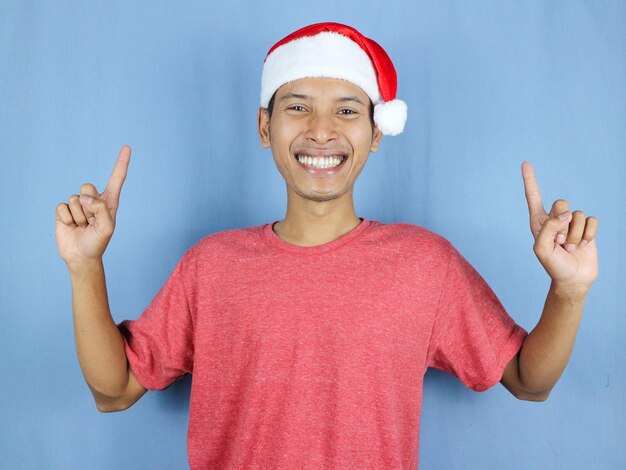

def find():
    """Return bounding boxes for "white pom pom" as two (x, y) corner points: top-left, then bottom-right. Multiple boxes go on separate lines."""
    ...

(373, 99), (407, 136)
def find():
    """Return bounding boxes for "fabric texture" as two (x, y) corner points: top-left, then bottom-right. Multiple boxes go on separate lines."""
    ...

(118, 219), (527, 469)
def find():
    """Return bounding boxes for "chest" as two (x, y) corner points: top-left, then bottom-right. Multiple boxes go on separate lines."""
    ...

(191, 252), (440, 382)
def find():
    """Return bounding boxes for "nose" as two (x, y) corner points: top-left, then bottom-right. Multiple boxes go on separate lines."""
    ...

(304, 111), (338, 144)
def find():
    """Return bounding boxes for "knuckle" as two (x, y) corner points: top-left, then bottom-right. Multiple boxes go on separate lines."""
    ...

(80, 183), (96, 193)
(68, 194), (79, 204)
(552, 199), (569, 212)
(100, 223), (115, 238)
(572, 210), (585, 218)
(549, 216), (562, 225)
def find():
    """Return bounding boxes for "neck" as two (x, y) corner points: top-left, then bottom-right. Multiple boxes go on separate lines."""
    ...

(273, 187), (361, 247)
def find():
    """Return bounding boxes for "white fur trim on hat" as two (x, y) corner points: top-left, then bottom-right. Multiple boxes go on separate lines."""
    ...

(261, 32), (382, 108)
(374, 99), (407, 136)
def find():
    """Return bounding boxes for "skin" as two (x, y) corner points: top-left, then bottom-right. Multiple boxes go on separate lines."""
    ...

(56, 77), (598, 411)
(56, 146), (147, 411)
(499, 164), (599, 400)
(258, 77), (382, 246)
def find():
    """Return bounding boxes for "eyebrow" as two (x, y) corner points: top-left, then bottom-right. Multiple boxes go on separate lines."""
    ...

(279, 93), (366, 106)
(336, 96), (366, 106)
(279, 93), (309, 101)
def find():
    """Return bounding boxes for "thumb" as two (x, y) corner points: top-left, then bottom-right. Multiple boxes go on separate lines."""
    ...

(79, 183), (100, 221)
(533, 211), (572, 260)
(79, 194), (115, 238)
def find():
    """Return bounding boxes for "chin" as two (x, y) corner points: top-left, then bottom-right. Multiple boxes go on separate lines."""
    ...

(303, 187), (350, 202)
(306, 194), (340, 202)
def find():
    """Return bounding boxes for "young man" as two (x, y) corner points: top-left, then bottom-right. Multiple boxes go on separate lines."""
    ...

(56, 22), (598, 469)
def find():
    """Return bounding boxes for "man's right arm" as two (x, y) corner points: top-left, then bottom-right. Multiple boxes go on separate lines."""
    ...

(68, 260), (146, 412)
(56, 146), (146, 412)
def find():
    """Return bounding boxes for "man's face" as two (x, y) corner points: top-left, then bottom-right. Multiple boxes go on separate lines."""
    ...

(258, 77), (382, 203)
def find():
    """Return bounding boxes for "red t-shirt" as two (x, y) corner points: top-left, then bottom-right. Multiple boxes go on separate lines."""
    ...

(118, 219), (527, 469)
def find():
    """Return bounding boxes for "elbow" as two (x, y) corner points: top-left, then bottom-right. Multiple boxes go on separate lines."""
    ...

(96, 399), (135, 413)
(94, 394), (134, 413)
(519, 393), (549, 402)
(95, 402), (121, 413)
(95, 399), (128, 413)
(96, 402), (116, 413)
(91, 373), (147, 413)
(515, 387), (551, 402)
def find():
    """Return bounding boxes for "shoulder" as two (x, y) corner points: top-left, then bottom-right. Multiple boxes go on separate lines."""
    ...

(367, 220), (453, 256)
(179, 225), (265, 266)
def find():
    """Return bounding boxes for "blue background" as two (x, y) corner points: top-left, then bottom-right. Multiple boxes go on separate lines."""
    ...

(1, 1), (624, 468)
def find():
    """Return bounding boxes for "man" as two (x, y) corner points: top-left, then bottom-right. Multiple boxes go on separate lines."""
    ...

(55, 22), (598, 469)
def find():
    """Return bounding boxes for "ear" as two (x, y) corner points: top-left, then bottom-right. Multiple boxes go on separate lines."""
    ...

(258, 107), (271, 148)
(370, 125), (383, 152)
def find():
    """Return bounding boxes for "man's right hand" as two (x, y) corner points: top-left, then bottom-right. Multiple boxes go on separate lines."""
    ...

(56, 145), (131, 266)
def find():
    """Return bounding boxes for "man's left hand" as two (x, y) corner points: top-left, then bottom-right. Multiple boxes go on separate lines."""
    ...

(521, 162), (599, 298)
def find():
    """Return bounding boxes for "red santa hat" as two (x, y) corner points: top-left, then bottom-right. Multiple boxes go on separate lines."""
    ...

(261, 22), (407, 136)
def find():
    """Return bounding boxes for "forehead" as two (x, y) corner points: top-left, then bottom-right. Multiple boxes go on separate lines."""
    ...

(275, 77), (370, 102)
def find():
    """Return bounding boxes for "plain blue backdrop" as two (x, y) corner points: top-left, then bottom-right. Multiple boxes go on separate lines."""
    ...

(1, 1), (624, 469)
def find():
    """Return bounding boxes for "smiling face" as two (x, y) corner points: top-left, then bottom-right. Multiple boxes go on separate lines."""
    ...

(258, 77), (382, 204)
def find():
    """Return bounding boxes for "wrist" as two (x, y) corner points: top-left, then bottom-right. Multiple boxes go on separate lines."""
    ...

(549, 281), (589, 304)
(67, 258), (105, 279)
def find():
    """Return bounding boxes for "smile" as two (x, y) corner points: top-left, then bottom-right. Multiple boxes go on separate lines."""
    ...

(295, 153), (348, 172)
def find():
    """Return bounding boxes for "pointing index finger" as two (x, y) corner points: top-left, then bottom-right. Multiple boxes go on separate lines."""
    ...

(104, 145), (131, 201)
(521, 161), (544, 217)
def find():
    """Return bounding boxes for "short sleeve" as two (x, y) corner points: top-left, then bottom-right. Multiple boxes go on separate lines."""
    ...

(117, 254), (195, 391)
(426, 241), (528, 392)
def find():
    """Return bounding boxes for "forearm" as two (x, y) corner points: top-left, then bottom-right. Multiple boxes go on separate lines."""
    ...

(517, 283), (586, 394)
(68, 260), (130, 399)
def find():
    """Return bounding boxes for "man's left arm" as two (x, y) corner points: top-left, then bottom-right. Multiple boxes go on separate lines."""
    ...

(500, 162), (599, 401)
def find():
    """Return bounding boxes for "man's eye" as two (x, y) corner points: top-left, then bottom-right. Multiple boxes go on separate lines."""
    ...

(339, 109), (356, 115)
(288, 105), (306, 111)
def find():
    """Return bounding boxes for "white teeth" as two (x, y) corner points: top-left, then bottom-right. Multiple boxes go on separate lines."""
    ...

(296, 155), (344, 168)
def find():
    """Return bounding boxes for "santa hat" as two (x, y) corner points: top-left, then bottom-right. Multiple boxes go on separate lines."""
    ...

(261, 22), (407, 136)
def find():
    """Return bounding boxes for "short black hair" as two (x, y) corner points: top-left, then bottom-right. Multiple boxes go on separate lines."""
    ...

(266, 92), (375, 128)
